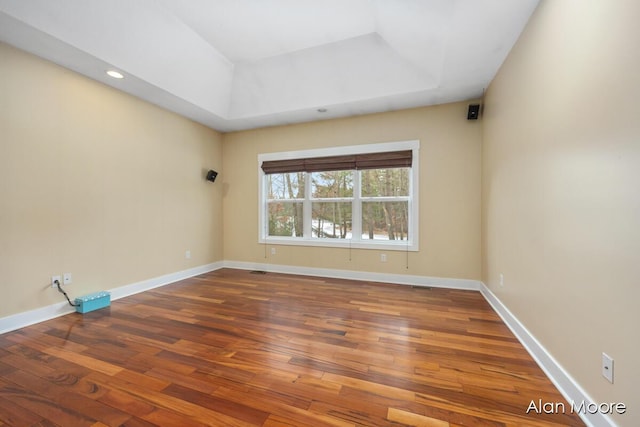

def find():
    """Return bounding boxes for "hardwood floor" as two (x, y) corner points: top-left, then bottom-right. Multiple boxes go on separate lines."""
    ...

(0, 268), (585, 426)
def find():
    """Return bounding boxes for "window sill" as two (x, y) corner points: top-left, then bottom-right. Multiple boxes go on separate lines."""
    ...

(259, 237), (418, 252)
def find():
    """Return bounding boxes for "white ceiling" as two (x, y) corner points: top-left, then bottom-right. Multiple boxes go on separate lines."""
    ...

(0, 0), (539, 132)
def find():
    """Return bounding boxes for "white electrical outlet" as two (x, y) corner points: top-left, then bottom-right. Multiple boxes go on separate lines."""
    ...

(602, 353), (614, 383)
(51, 275), (61, 288)
(499, 273), (504, 287)
(380, 253), (387, 262)
(63, 273), (72, 285)
(271, 247), (276, 255)
(185, 250), (191, 259)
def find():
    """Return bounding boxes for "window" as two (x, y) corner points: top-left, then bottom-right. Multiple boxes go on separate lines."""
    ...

(259, 140), (419, 251)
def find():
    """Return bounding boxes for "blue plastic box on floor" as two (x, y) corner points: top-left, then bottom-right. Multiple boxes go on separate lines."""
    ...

(74, 291), (111, 314)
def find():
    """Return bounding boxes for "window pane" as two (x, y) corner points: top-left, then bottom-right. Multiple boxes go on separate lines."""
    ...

(268, 202), (304, 237)
(361, 202), (409, 240)
(267, 173), (305, 200)
(360, 168), (409, 197)
(312, 202), (352, 239)
(311, 171), (353, 199)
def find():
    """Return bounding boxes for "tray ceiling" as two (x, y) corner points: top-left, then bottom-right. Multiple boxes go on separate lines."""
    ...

(0, 0), (539, 132)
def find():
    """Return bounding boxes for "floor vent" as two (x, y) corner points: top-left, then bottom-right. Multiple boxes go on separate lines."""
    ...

(250, 270), (268, 275)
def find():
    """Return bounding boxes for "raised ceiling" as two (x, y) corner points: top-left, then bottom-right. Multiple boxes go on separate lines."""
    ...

(0, 0), (539, 132)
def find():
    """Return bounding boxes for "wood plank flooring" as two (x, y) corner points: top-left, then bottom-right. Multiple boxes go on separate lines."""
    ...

(0, 268), (585, 426)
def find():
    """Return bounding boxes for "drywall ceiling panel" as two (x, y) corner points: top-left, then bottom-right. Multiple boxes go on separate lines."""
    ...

(0, 0), (540, 131)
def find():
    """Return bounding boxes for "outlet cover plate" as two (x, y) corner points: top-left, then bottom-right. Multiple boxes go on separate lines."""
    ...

(602, 352), (614, 383)
(51, 275), (61, 288)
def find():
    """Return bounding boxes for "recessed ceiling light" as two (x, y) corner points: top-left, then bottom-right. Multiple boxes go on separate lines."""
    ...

(106, 70), (124, 79)
(317, 108), (327, 113)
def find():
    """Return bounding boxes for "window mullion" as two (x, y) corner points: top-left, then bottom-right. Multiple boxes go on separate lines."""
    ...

(359, 196), (409, 202)
(352, 170), (362, 242)
(259, 140), (418, 250)
(303, 172), (312, 239)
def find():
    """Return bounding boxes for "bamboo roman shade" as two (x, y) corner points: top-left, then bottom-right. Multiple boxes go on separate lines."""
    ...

(261, 150), (412, 174)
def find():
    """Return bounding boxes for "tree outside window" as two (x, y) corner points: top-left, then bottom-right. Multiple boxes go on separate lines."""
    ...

(259, 141), (419, 251)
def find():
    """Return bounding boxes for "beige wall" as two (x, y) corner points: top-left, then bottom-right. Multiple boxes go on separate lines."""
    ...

(0, 42), (224, 318)
(222, 102), (482, 280)
(3, 2), (636, 421)
(482, 1), (639, 424)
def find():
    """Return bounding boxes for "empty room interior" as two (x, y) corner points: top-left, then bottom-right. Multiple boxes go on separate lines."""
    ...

(0, 1), (638, 426)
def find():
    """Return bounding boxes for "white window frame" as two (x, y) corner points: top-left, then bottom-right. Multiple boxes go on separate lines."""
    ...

(258, 140), (419, 251)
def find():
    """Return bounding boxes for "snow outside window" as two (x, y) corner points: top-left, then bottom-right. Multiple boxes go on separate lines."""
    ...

(258, 140), (419, 251)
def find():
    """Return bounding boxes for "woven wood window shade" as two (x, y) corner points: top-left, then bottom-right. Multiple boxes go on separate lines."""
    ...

(261, 150), (412, 174)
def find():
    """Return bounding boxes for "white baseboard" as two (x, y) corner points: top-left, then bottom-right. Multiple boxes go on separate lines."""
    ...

(479, 284), (617, 427)
(109, 261), (224, 301)
(0, 301), (76, 335)
(0, 262), (477, 335)
(0, 261), (224, 335)
(0, 260), (614, 427)
(224, 261), (615, 427)
(222, 260), (482, 291)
